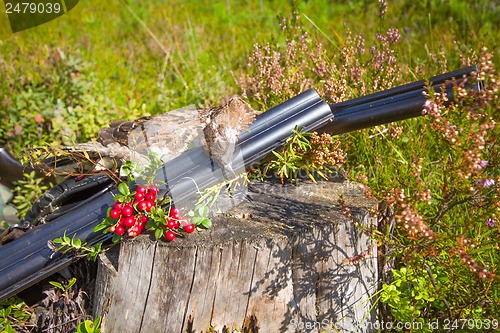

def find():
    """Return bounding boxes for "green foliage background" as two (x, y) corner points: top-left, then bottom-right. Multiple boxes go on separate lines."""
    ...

(1, 1), (498, 160)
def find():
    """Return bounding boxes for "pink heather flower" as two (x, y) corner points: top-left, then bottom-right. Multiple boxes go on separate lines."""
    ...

(476, 160), (489, 170)
(422, 100), (433, 115)
(34, 114), (43, 123)
(379, 0), (388, 16)
(486, 218), (496, 228)
(483, 179), (495, 187)
(386, 28), (401, 43)
(476, 178), (495, 188)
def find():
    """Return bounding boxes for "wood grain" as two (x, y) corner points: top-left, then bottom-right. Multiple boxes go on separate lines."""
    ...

(94, 179), (378, 333)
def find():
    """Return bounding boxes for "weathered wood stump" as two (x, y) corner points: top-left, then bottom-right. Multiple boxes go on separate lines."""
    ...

(93, 179), (378, 333)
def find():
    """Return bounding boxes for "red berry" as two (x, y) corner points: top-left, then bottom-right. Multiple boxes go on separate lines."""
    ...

(123, 216), (136, 227)
(113, 202), (124, 211)
(149, 185), (160, 195)
(119, 217), (127, 226)
(174, 220), (181, 229)
(169, 207), (181, 219)
(122, 205), (133, 217)
(165, 231), (176, 241)
(184, 224), (195, 233)
(145, 200), (153, 212)
(167, 219), (177, 229)
(140, 215), (149, 223)
(179, 217), (190, 227)
(137, 201), (148, 211)
(115, 225), (125, 235)
(136, 185), (147, 194)
(109, 209), (121, 219)
(145, 192), (156, 202)
(135, 192), (145, 201)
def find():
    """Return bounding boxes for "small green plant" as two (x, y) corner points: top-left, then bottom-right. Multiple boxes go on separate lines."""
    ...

(51, 232), (105, 261)
(187, 203), (212, 230)
(52, 151), (214, 262)
(119, 152), (164, 185)
(75, 317), (102, 333)
(262, 126), (346, 183)
(0, 297), (35, 333)
(49, 277), (77, 298)
(11, 171), (52, 218)
(0, 220), (9, 230)
(380, 266), (436, 332)
(96, 176), (212, 243)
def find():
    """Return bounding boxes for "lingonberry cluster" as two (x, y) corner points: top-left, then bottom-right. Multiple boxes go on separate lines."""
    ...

(107, 184), (159, 237)
(104, 183), (196, 242)
(163, 206), (195, 241)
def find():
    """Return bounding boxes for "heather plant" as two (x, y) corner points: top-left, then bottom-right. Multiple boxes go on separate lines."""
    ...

(238, 8), (500, 327)
(261, 127), (347, 183)
(370, 53), (500, 325)
(239, 11), (402, 108)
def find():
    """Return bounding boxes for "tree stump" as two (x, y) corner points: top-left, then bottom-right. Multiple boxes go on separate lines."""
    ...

(93, 179), (378, 333)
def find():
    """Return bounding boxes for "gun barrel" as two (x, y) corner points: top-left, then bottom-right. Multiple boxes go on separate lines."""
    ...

(323, 65), (480, 134)
(0, 65), (480, 301)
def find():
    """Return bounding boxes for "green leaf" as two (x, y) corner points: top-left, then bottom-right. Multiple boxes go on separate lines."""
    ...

(73, 238), (82, 248)
(49, 281), (64, 291)
(155, 228), (163, 240)
(93, 316), (102, 330)
(191, 216), (203, 225)
(67, 277), (77, 290)
(112, 233), (122, 244)
(118, 182), (130, 196)
(84, 319), (94, 332)
(76, 320), (89, 333)
(146, 219), (155, 229)
(196, 204), (209, 217)
(94, 242), (103, 251)
(3, 323), (15, 333)
(113, 194), (125, 202)
(4, 306), (11, 316)
(201, 218), (212, 229)
(93, 223), (109, 233)
(155, 207), (164, 217)
(272, 150), (285, 161)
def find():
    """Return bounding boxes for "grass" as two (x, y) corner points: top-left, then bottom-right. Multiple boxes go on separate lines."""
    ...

(1, 1), (497, 115)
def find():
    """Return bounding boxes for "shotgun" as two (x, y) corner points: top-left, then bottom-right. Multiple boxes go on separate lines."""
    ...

(0, 65), (481, 301)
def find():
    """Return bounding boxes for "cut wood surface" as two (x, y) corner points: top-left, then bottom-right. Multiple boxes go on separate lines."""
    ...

(93, 179), (378, 333)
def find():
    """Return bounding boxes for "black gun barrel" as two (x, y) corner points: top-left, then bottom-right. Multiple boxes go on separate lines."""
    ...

(0, 65), (479, 301)
(325, 65), (480, 134)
